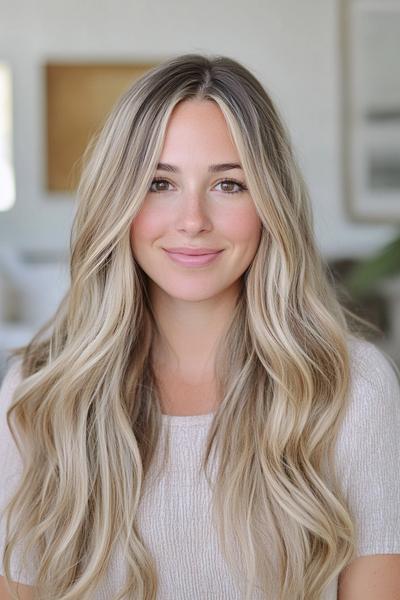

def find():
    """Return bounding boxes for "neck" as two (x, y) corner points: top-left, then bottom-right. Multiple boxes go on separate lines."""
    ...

(149, 280), (241, 382)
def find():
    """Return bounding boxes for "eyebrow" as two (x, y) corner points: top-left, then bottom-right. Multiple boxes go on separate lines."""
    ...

(156, 162), (243, 173)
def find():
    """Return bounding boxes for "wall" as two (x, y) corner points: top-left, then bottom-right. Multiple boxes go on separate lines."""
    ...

(0, 0), (398, 258)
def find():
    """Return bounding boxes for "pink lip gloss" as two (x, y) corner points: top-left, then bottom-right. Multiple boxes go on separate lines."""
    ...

(163, 249), (223, 267)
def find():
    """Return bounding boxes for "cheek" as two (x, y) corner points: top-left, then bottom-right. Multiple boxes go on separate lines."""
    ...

(130, 207), (165, 247)
(220, 207), (262, 246)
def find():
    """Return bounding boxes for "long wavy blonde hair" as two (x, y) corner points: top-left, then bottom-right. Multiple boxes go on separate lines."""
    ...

(2, 53), (378, 600)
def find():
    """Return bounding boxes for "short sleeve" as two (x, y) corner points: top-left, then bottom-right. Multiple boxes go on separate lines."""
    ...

(0, 359), (37, 584)
(335, 338), (400, 557)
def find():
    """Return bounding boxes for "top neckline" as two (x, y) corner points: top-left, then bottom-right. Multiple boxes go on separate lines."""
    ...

(161, 411), (215, 426)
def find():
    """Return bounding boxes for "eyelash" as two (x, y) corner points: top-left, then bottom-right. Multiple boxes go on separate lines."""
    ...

(149, 177), (248, 195)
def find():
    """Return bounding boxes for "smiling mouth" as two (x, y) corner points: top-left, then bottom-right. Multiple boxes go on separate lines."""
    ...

(163, 248), (223, 255)
(163, 248), (224, 266)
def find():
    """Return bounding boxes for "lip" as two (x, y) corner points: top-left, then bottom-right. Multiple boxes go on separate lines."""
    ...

(163, 247), (222, 255)
(163, 248), (224, 267)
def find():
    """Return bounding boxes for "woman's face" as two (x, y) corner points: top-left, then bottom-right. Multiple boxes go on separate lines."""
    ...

(130, 99), (262, 302)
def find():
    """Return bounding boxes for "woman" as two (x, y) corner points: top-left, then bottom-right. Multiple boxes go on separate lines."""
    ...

(1, 53), (399, 600)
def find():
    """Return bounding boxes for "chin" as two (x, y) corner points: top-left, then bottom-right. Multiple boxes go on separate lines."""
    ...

(161, 284), (224, 302)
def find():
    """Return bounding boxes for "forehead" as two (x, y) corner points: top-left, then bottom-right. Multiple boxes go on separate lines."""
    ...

(159, 99), (240, 163)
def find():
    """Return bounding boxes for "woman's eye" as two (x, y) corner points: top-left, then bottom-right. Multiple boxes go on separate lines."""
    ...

(215, 179), (247, 194)
(149, 178), (172, 192)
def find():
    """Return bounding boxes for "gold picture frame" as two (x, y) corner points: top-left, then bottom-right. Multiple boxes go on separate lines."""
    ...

(45, 61), (158, 193)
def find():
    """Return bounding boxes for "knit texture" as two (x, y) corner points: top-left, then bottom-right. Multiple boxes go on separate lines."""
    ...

(1, 337), (400, 599)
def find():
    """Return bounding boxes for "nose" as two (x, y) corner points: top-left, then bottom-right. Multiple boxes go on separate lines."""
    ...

(175, 191), (212, 234)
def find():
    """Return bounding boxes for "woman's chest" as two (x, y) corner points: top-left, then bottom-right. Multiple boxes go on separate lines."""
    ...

(156, 371), (218, 416)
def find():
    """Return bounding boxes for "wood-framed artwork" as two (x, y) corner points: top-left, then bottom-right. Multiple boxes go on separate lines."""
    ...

(45, 61), (158, 193)
(339, 0), (400, 223)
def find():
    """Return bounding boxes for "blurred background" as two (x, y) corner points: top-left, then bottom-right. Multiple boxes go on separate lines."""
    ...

(1, 0), (400, 379)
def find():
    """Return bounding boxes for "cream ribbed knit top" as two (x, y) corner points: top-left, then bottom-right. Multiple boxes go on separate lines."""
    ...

(1, 337), (400, 599)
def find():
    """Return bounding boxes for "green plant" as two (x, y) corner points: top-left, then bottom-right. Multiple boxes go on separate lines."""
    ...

(344, 233), (400, 299)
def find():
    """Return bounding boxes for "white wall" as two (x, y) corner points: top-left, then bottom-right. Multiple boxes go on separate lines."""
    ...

(0, 0), (398, 258)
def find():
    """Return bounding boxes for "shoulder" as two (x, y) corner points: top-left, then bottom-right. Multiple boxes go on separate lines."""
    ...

(342, 335), (400, 429)
(0, 358), (25, 482)
(336, 335), (400, 456)
(334, 335), (400, 492)
(334, 336), (400, 556)
(347, 335), (400, 390)
(0, 358), (24, 439)
(0, 360), (41, 589)
(0, 358), (24, 426)
(0, 358), (24, 406)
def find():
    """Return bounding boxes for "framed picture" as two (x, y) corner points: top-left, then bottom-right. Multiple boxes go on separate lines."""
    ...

(0, 62), (14, 211)
(340, 0), (400, 223)
(45, 61), (158, 193)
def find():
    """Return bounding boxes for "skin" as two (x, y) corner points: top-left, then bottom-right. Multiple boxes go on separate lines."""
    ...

(338, 554), (400, 599)
(0, 576), (34, 599)
(130, 98), (262, 396)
